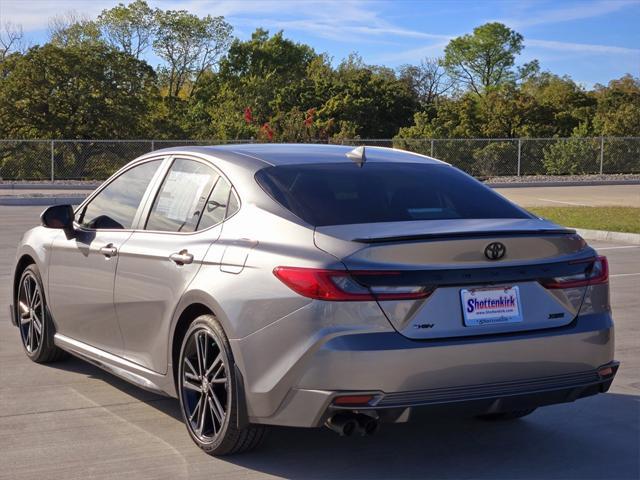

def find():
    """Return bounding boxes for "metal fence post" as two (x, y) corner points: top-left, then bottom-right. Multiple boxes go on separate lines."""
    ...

(517, 138), (522, 176)
(150, 140), (155, 152)
(599, 136), (604, 174)
(430, 139), (434, 157)
(50, 140), (54, 182)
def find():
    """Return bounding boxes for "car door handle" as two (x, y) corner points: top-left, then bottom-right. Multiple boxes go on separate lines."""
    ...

(99, 244), (118, 258)
(170, 250), (194, 266)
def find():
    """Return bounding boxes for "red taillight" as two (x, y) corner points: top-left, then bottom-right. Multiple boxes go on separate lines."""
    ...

(540, 256), (609, 289)
(273, 267), (431, 301)
(333, 394), (374, 406)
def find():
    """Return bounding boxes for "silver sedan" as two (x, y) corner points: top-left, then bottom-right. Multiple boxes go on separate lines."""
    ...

(10, 144), (618, 455)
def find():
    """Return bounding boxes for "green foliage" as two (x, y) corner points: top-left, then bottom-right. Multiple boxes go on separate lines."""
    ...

(520, 73), (594, 136)
(97, 0), (156, 59)
(0, 44), (158, 178)
(0, 44), (157, 139)
(542, 137), (600, 175)
(472, 141), (517, 177)
(318, 56), (417, 138)
(0, 7), (637, 179)
(153, 9), (232, 98)
(49, 14), (102, 47)
(592, 75), (640, 136)
(443, 22), (538, 95)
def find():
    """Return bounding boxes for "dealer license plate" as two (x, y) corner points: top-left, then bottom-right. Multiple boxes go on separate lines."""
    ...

(460, 286), (522, 326)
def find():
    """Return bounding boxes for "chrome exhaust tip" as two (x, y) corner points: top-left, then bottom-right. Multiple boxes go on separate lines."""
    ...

(325, 413), (359, 437)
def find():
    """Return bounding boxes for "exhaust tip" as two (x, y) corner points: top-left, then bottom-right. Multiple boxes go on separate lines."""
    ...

(343, 419), (357, 437)
(356, 414), (379, 436)
(325, 413), (359, 437)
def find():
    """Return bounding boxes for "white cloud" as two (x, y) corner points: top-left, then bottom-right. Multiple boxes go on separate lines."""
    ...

(0, 0), (449, 45)
(0, 0), (113, 30)
(499, 0), (638, 29)
(374, 40), (450, 64)
(527, 38), (640, 56)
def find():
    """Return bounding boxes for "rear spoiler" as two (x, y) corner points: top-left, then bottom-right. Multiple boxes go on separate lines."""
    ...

(353, 229), (577, 244)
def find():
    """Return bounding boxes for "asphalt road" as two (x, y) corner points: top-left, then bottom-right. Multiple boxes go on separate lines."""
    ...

(0, 206), (638, 480)
(496, 184), (640, 207)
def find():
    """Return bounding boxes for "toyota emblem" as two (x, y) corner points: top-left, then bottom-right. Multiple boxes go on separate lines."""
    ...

(484, 242), (506, 260)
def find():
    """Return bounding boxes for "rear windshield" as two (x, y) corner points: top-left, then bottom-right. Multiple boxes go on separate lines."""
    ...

(255, 163), (530, 226)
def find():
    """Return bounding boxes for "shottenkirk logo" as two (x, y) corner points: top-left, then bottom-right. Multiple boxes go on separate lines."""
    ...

(484, 242), (506, 260)
(466, 295), (516, 313)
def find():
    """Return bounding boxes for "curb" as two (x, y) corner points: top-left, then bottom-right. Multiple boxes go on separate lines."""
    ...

(573, 228), (640, 245)
(489, 180), (640, 188)
(0, 183), (100, 190)
(0, 196), (85, 206)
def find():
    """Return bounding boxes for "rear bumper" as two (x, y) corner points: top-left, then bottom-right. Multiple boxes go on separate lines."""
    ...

(246, 312), (616, 427)
(259, 361), (618, 428)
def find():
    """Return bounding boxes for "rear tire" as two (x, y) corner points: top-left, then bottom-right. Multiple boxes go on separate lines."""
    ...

(177, 314), (266, 456)
(16, 265), (67, 363)
(476, 408), (537, 421)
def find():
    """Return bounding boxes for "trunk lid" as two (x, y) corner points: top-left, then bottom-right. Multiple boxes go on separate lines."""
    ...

(314, 218), (595, 339)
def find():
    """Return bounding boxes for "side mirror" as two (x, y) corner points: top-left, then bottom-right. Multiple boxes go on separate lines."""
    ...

(41, 204), (75, 236)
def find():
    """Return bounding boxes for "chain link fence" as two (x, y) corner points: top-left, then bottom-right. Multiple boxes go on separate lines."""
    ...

(0, 137), (638, 181)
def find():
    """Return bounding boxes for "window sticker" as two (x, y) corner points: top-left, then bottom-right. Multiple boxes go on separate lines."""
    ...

(155, 171), (211, 222)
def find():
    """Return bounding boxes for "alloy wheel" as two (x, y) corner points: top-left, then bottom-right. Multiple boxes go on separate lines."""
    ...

(181, 329), (229, 442)
(18, 272), (44, 354)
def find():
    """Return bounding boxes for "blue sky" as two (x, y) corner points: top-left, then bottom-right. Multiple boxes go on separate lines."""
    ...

(1, 0), (638, 87)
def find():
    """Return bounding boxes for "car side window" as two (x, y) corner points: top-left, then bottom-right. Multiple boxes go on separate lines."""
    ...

(78, 159), (162, 230)
(197, 177), (234, 231)
(146, 158), (219, 233)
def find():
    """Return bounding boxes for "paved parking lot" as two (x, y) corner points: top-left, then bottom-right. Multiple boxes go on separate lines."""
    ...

(0, 206), (638, 480)
(496, 184), (640, 207)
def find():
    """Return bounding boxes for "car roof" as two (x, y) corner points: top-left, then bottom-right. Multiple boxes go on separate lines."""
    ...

(148, 143), (446, 169)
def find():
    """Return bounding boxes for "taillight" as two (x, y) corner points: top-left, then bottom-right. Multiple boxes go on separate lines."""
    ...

(273, 267), (431, 301)
(540, 256), (609, 289)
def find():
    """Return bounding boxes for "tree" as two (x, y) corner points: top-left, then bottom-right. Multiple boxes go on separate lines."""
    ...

(592, 75), (640, 136)
(399, 57), (454, 107)
(0, 22), (26, 61)
(397, 95), (482, 139)
(0, 43), (159, 177)
(0, 44), (157, 139)
(97, 0), (156, 59)
(319, 57), (417, 138)
(443, 22), (538, 96)
(153, 9), (232, 98)
(191, 30), (320, 139)
(48, 11), (102, 47)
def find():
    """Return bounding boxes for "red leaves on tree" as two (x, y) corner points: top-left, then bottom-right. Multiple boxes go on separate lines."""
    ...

(261, 122), (274, 140)
(304, 108), (316, 127)
(244, 107), (253, 124)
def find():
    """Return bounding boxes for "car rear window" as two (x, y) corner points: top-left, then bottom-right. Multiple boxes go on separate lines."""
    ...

(255, 162), (531, 226)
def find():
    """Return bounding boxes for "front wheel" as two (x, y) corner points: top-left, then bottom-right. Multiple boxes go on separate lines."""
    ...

(16, 265), (66, 363)
(178, 314), (266, 456)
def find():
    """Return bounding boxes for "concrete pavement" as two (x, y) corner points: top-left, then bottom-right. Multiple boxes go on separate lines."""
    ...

(495, 184), (640, 207)
(0, 206), (638, 479)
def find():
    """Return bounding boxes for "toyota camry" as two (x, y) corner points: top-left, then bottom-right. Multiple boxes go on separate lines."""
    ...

(10, 144), (618, 455)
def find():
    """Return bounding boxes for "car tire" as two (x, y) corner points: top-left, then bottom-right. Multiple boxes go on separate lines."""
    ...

(476, 408), (537, 421)
(16, 264), (67, 363)
(178, 314), (267, 456)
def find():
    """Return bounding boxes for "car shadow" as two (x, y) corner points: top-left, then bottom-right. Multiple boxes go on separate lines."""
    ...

(46, 355), (183, 422)
(46, 356), (639, 480)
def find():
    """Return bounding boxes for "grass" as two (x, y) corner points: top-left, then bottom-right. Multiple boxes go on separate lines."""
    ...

(529, 207), (640, 234)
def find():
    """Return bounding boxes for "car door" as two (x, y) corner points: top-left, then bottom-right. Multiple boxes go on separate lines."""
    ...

(114, 156), (237, 373)
(47, 158), (165, 354)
